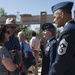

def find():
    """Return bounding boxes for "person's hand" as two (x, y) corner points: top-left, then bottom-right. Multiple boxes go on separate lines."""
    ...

(15, 64), (19, 68)
(10, 50), (16, 57)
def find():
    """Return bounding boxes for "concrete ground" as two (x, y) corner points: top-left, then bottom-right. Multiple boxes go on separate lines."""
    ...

(28, 57), (42, 75)
(28, 67), (42, 75)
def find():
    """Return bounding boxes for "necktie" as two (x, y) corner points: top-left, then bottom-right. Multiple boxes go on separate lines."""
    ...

(21, 42), (25, 62)
(22, 42), (24, 51)
(21, 42), (26, 74)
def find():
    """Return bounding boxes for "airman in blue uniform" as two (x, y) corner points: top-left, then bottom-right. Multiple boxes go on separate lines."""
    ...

(48, 1), (75, 75)
(41, 23), (57, 75)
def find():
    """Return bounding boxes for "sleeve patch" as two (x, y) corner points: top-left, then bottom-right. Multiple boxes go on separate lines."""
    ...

(57, 39), (68, 55)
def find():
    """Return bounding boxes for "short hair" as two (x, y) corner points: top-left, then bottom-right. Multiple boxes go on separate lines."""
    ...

(32, 31), (36, 36)
(48, 28), (56, 36)
(17, 31), (25, 37)
(58, 9), (72, 14)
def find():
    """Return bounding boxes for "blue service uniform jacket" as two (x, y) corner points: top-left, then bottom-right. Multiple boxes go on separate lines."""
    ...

(49, 20), (75, 75)
(41, 36), (57, 75)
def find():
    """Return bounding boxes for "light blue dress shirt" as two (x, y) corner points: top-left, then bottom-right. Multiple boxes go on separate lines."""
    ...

(20, 41), (32, 55)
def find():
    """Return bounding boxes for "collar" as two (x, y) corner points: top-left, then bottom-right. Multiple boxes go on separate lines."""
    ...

(65, 19), (73, 26)
(20, 42), (24, 44)
(47, 36), (55, 43)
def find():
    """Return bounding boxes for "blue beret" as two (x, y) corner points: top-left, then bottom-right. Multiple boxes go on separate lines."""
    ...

(42, 23), (56, 31)
(51, 1), (73, 13)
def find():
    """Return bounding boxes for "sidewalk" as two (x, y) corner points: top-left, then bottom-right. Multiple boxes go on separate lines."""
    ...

(28, 58), (42, 75)
(28, 67), (42, 75)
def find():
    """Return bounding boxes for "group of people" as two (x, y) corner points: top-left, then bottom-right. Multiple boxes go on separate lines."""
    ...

(0, 1), (75, 75)
(41, 1), (75, 75)
(0, 17), (40, 75)
(17, 30), (40, 75)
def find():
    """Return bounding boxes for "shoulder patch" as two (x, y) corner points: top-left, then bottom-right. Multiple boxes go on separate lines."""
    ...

(57, 39), (68, 55)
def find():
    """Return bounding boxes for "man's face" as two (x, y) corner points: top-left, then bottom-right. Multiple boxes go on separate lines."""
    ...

(7, 25), (16, 36)
(18, 34), (25, 42)
(53, 10), (64, 27)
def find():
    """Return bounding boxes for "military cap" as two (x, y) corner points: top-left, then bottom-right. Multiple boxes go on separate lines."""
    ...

(51, 1), (73, 13)
(42, 23), (56, 31)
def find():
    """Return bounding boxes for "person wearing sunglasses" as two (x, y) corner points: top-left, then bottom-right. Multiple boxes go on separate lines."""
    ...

(0, 25), (17, 75)
(4, 18), (21, 75)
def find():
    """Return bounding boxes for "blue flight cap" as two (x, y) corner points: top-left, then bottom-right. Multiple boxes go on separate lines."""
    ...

(51, 1), (74, 13)
(42, 23), (56, 31)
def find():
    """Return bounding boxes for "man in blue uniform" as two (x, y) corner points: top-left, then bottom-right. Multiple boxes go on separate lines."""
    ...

(48, 1), (75, 75)
(41, 23), (57, 75)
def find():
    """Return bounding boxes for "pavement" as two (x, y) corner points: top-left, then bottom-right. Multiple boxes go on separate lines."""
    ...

(28, 67), (42, 75)
(28, 57), (42, 75)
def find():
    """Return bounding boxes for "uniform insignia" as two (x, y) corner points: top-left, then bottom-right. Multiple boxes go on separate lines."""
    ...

(0, 46), (2, 48)
(58, 39), (68, 55)
(46, 46), (50, 51)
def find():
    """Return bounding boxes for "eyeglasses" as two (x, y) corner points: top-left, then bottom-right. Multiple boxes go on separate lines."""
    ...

(7, 26), (16, 29)
(6, 31), (10, 34)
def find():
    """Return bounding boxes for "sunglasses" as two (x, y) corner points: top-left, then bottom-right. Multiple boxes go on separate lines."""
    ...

(7, 26), (16, 29)
(6, 31), (10, 34)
